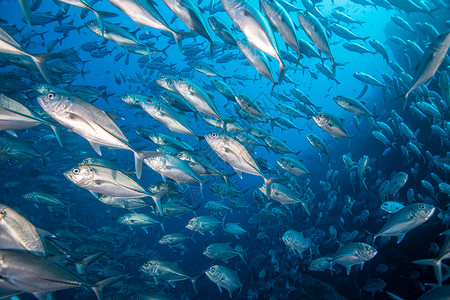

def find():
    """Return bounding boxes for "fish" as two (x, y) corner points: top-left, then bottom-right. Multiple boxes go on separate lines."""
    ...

(117, 213), (163, 232)
(373, 203), (435, 244)
(107, 0), (186, 51)
(172, 77), (223, 120)
(312, 112), (350, 138)
(0, 249), (122, 299)
(0, 26), (52, 83)
(37, 93), (147, 179)
(208, 16), (237, 46)
(203, 243), (246, 263)
(282, 230), (315, 258)
(236, 39), (276, 86)
(159, 232), (194, 246)
(297, 11), (336, 73)
(260, 0), (300, 58)
(395, 32), (450, 110)
(330, 242), (377, 275)
(186, 215), (224, 235)
(140, 259), (199, 293)
(139, 96), (200, 141)
(222, 0), (287, 81)
(277, 156), (310, 177)
(143, 153), (209, 199)
(205, 265), (243, 298)
(306, 133), (329, 156)
(413, 229), (450, 286)
(0, 204), (47, 256)
(333, 95), (374, 117)
(162, 0), (214, 56)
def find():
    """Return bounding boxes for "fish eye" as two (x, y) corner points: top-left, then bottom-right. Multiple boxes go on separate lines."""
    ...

(144, 262), (149, 267)
(160, 76), (165, 79)
(47, 93), (55, 99)
(178, 78), (183, 82)
(286, 234), (290, 238)
(364, 246), (370, 251)
(212, 133), (217, 137)
(72, 168), (80, 174)
(211, 267), (216, 272)
(420, 205), (426, 209)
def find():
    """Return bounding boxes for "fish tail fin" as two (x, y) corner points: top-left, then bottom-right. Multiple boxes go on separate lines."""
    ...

(238, 248), (248, 264)
(200, 178), (212, 198)
(92, 9), (104, 37)
(278, 61), (287, 83)
(262, 177), (287, 198)
(362, 179), (368, 191)
(19, 0), (32, 26)
(173, 30), (191, 53)
(134, 152), (144, 180)
(301, 197), (313, 216)
(76, 251), (106, 276)
(196, 135), (204, 149)
(190, 274), (203, 294)
(150, 192), (165, 217)
(362, 36), (370, 41)
(92, 275), (123, 300)
(413, 258), (443, 285)
(41, 150), (54, 166)
(394, 93), (409, 111)
(270, 81), (278, 96)
(159, 218), (166, 233)
(31, 54), (52, 84)
(160, 44), (170, 57)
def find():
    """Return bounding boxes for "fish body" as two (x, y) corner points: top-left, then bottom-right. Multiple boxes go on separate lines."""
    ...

(203, 243), (245, 263)
(140, 259), (198, 292)
(313, 112), (349, 138)
(297, 11), (335, 71)
(205, 265), (242, 298)
(261, 0), (300, 58)
(186, 215), (222, 234)
(236, 39), (275, 84)
(173, 77), (222, 119)
(139, 97), (198, 138)
(400, 32), (450, 108)
(208, 16), (237, 46)
(306, 134), (329, 154)
(0, 249), (122, 298)
(0, 136), (45, 161)
(334, 95), (373, 117)
(205, 132), (264, 179)
(0, 204), (46, 256)
(374, 203), (435, 244)
(282, 230), (313, 258)
(64, 164), (153, 199)
(330, 242), (377, 275)
(277, 156), (310, 177)
(37, 93), (144, 178)
(222, 0), (286, 80)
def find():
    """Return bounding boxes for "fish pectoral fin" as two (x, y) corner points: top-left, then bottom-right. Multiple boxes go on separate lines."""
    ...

(346, 265), (352, 275)
(217, 285), (223, 293)
(167, 281), (176, 288)
(88, 141), (102, 155)
(396, 233), (406, 244)
(89, 190), (99, 199)
(32, 292), (53, 300)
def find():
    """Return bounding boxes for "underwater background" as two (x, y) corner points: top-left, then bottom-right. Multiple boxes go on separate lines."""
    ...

(0, 0), (449, 299)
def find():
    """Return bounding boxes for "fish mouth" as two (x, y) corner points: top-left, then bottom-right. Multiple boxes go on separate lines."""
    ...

(63, 171), (73, 182)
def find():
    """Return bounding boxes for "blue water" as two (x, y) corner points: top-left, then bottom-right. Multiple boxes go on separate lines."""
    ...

(0, 0), (449, 299)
